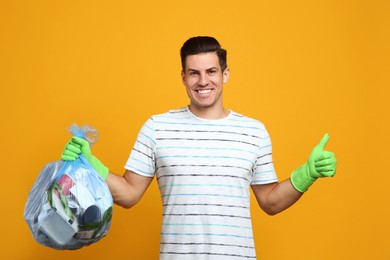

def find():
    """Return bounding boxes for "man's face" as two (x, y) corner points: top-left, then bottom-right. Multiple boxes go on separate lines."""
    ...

(182, 52), (229, 114)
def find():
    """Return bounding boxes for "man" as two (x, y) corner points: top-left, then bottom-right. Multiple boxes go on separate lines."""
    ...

(62, 36), (337, 259)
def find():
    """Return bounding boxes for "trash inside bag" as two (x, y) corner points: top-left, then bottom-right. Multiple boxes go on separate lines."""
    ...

(24, 124), (113, 250)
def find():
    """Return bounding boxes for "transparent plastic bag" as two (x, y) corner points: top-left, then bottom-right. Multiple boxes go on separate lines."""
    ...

(24, 124), (113, 250)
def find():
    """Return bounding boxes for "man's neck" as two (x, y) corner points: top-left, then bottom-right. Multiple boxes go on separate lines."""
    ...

(188, 105), (230, 120)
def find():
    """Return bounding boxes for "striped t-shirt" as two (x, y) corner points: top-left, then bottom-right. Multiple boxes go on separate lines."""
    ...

(125, 107), (278, 259)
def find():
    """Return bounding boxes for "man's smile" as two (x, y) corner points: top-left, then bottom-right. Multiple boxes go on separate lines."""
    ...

(194, 88), (213, 95)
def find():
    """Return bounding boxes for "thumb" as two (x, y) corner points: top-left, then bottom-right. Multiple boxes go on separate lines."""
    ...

(316, 133), (329, 151)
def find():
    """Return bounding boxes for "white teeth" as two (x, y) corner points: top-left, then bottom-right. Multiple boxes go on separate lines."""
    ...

(198, 89), (211, 94)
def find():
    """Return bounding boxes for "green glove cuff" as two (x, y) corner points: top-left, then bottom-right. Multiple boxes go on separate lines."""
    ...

(291, 163), (317, 193)
(99, 167), (109, 181)
(87, 156), (109, 181)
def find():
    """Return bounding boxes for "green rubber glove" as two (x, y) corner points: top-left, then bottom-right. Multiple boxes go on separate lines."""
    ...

(290, 133), (337, 193)
(61, 136), (109, 181)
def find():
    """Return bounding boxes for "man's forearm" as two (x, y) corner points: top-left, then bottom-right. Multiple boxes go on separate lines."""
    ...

(106, 172), (135, 208)
(269, 179), (303, 214)
(252, 179), (303, 215)
(106, 170), (153, 209)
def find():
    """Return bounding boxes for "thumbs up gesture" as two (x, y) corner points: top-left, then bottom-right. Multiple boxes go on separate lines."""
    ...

(308, 134), (337, 179)
(291, 134), (337, 192)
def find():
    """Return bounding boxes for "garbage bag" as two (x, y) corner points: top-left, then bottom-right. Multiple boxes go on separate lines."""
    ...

(24, 124), (113, 250)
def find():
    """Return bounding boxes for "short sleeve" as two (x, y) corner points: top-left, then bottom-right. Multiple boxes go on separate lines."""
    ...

(251, 128), (278, 185)
(124, 117), (156, 177)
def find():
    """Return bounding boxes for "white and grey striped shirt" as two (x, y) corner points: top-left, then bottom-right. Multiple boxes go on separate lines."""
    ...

(125, 107), (278, 260)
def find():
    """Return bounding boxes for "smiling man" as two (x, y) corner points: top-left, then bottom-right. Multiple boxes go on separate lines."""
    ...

(62, 36), (337, 259)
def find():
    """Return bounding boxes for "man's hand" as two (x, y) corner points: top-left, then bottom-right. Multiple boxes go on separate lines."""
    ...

(291, 134), (337, 192)
(61, 137), (109, 180)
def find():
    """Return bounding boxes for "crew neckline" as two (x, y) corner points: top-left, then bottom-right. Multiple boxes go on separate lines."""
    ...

(185, 106), (232, 122)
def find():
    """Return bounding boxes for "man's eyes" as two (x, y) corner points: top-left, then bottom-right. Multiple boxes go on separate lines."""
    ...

(188, 70), (217, 76)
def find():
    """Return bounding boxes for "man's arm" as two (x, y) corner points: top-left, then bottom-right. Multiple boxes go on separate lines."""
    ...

(251, 181), (302, 215)
(252, 134), (337, 215)
(106, 170), (153, 209)
(62, 137), (154, 209)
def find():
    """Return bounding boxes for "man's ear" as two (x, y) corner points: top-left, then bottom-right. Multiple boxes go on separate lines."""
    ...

(223, 68), (230, 83)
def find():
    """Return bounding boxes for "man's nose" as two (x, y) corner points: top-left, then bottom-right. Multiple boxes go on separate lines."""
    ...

(198, 73), (209, 86)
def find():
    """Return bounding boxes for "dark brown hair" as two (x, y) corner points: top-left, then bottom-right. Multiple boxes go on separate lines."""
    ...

(180, 36), (227, 71)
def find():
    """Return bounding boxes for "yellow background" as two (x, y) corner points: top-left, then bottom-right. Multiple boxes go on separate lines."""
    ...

(1, 0), (389, 259)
